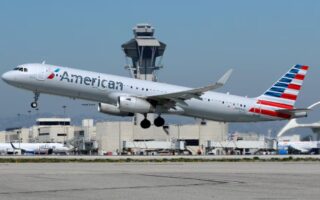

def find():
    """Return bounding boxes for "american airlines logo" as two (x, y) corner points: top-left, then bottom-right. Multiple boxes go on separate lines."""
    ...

(47, 68), (60, 79)
(58, 71), (124, 91)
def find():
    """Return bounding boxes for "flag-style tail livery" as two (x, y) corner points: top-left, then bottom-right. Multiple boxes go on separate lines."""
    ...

(250, 64), (309, 119)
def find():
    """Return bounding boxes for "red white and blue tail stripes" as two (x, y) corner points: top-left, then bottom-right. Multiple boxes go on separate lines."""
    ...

(249, 64), (309, 119)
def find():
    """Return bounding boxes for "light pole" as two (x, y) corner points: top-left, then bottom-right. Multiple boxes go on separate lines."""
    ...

(62, 105), (67, 116)
(118, 121), (122, 155)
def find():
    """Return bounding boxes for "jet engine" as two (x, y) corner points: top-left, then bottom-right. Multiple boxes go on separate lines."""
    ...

(118, 96), (154, 113)
(98, 103), (134, 116)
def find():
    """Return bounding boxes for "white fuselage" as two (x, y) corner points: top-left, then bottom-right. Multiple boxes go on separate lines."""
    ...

(278, 141), (320, 153)
(0, 143), (71, 154)
(2, 63), (285, 122)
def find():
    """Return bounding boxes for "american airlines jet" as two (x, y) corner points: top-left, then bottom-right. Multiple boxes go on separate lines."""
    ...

(1, 63), (309, 129)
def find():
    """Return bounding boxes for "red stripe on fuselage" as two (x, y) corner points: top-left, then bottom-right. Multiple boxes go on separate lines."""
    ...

(257, 100), (293, 109)
(249, 108), (291, 119)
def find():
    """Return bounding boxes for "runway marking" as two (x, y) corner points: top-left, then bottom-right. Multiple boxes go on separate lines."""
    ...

(0, 173), (245, 195)
(0, 183), (225, 195)
(135, 173), (245, 184)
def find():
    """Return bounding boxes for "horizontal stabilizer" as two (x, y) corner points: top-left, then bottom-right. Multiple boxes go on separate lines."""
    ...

(276, 108), (310, 118)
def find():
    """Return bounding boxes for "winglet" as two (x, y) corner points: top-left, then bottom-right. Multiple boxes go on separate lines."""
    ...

(217, 69), (233, 86)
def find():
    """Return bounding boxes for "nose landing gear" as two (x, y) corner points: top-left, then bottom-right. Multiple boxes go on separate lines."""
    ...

(31, 92), (40, 108)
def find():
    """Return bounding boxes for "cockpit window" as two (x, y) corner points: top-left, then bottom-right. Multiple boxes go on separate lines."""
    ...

(13, 67), (28, 72)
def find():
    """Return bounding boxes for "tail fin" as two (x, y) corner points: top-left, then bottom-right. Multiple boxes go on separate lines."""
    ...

(257, 64), (309, 109)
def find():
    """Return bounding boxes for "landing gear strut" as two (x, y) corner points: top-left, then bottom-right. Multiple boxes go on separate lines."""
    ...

(140, 114), (151, 129)
(154, 116), (165, 127)
(31, 92), (40, 108)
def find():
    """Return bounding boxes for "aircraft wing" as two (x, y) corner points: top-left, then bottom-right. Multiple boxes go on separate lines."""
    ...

(146, 69), (233, 104)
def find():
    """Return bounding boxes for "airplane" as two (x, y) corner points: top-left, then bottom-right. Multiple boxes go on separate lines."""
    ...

(0, 142), (71, 155)
(1, 63), (310, 129)
(278, 141), (320, 154)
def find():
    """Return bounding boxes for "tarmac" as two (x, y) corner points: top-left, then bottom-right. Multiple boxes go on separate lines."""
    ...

(1, 154), (320, 160)
(0, 161), (319, 200)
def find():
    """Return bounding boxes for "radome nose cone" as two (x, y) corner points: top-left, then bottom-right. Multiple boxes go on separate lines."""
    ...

(1, 72), (9, 82)
(1, 71), (13, 83)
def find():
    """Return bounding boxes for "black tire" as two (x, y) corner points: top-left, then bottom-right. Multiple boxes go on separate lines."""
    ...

(31, 102), (38, 108)
(154, 117), (165, 127)
(140, 119), (151, 129)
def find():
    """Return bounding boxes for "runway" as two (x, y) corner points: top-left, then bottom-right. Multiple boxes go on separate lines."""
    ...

(0, 162), (319, 200)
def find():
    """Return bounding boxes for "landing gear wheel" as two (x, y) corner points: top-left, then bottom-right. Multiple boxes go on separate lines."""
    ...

(154, 116), (165, 127)
(31, 92), (40, 109)
(31, 102), (38, 108)
(140, 119), (151, 129)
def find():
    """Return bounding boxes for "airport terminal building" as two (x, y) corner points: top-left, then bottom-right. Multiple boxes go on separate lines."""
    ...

(1, 117), (320, 155)
(0, 118), (228, 155)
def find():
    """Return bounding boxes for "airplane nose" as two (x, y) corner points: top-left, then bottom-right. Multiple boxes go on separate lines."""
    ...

(1, 71), (14, 83)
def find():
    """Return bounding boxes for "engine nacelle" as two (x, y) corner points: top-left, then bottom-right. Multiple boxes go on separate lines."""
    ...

(98, 103), (133, 117)
(118, 96), (153, 113)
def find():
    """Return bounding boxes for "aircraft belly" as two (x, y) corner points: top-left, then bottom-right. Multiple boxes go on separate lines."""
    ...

(180, 101), (267, 122)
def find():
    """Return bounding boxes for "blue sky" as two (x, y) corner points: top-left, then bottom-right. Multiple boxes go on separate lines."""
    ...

(0, 0), (319, 122)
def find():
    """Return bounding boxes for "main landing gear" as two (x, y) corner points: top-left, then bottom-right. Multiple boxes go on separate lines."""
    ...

(31, 92), (40, 108)
(140, 118), (151, 129)
(154, 115), (165, 127)
(140, 114), (166, 129)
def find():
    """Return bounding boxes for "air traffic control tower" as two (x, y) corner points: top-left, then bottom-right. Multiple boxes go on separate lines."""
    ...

(122, 24), (166, 125)
(122, 24), (166, 81)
